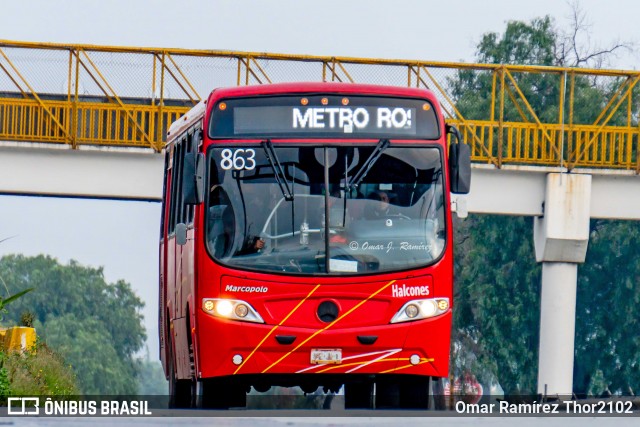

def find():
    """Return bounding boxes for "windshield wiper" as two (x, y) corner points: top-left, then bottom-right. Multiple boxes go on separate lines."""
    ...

(346, 139), (390, 193)
(262, 139), (294, 201)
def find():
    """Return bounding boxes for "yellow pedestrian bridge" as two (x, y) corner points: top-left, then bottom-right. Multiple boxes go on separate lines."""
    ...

(0, 39), (639, 172)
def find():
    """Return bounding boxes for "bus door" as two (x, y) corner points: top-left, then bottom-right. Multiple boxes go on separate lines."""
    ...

(167, 134), (193, 379)
(179, 131), (197, 322)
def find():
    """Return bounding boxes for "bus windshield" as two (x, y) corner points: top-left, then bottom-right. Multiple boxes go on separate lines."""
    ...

(205, 143), (445, 275)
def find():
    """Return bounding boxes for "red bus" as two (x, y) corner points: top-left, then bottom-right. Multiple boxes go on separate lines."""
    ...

(159, 82), (470, 409)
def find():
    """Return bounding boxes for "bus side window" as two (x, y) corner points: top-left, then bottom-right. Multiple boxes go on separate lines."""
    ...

(169, 136), (186, 234)
(168, 144), (178, 234)
(184, 132), (195, 225)
(160, 150), (170, 239)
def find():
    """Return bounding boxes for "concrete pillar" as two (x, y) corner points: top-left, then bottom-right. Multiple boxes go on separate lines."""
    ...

(533, 173), (591, 397)
(537, 263), (578, 396)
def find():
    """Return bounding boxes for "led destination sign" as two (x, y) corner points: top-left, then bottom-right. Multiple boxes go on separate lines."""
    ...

(239, 105), (415, 135)
(209, 95), (440, 139)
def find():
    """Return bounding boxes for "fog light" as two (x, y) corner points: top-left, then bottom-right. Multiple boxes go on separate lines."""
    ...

(232, 354), (243, 365)
(235, 303), (249, 318)
(405, 304), (419, 318)
(410, 354), (420, 365)
(216, 300), (233, 317)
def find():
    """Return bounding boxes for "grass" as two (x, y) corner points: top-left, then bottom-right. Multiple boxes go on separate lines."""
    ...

(1, 341), (79, 397)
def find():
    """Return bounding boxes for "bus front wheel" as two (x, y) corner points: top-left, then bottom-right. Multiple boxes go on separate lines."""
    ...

(200, 377), (247, 409)
(376, 375), (430, 409)
(168, 355), (194, 408)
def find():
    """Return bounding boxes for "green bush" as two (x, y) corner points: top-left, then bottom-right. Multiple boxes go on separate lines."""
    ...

(0, 353), (10, 399)
(3, 342), (79, 396)
(1, 255), (146, 395)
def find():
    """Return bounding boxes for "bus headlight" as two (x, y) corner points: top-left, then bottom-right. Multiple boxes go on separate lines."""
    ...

(420, 300), (437, 317)
(202, 298), (264, 323)
(216, 300), (233, 317)
(390, 298), (450, 323)
(405, 304), (419, 318)
(234, 303), (249, 318)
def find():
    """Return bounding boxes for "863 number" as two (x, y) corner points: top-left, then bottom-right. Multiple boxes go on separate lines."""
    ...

(220, 148), (256, 170)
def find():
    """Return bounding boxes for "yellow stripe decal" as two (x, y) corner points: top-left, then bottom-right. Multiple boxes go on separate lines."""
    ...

(262, 279), (396, 373)
(346, 348), (402, 373)
(317, 356), (404, 373)
(380, 358), (434, 374)
(318, 356), (434, 374)
(233, 283), (321, 375)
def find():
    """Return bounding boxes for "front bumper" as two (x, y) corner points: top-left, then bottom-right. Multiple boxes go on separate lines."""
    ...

(196, 310), (451, 378)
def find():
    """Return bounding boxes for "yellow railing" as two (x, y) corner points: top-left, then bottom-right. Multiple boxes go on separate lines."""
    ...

(450, 120), (639, 170)
(0, 97), (185, 150)
(0, 40), (639, 172)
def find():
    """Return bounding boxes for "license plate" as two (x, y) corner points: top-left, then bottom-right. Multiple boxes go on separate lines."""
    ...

(310, 349), (342, 365)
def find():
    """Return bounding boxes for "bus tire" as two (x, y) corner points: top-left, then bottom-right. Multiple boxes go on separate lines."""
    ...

(344, 380), (374, 409)
(168, 330), (195, 409)
(375, 376), (399, 409)
(375, 375), (430, 409)
(200, 378), (247, 409)
(168, 355), (194, 408)
(398, 375), (430, 409)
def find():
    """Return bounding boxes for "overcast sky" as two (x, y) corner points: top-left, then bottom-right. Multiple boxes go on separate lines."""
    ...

(1, 0), (638, 355)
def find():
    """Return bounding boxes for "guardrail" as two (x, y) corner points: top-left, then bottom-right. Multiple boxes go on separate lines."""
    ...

(0, 40), (638, 172)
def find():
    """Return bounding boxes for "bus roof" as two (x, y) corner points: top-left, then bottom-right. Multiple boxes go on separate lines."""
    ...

(167, 99), (206, 143)
(206, 82), (439, 106)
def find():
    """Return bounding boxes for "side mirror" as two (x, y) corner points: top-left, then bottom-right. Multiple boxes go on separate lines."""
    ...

(447, 125), (471, 194)
(176, 222), (188, 246)
(183, 152), (205, 205)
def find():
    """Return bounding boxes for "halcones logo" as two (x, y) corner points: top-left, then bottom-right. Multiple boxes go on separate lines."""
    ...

(391, 283), (430, 298)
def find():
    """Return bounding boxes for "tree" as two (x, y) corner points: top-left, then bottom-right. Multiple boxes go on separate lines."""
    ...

(574, 220), (640, 396)
(137, 352), (168, 396)
(450, 13), (639, 395)
(449, 16), (623, 128)
(555, 2), (633, 68)
(453, 215), (540, 393)
(450, 16), (562, 395)
(449, 17), (560, 124)
(0, 254), (146, 395)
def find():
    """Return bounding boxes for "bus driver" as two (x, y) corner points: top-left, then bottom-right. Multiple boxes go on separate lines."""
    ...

(208, 205), (264, 258)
